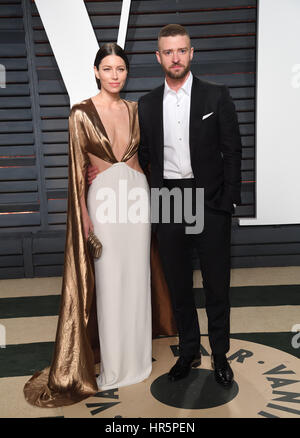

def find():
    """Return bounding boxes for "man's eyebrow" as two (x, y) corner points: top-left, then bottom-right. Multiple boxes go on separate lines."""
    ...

(162, 47), (189, 51)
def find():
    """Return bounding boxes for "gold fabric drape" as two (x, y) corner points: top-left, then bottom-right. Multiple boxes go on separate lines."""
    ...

(23, 100), (176, 408)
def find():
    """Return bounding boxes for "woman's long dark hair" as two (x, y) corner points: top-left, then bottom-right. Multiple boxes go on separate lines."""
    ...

(94, 43), (129, 89)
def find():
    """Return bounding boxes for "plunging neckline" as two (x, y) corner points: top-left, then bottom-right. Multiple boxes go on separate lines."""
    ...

(89, 97), (132, 163)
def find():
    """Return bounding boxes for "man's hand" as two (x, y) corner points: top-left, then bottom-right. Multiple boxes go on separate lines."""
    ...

(87, 164), (99, 185)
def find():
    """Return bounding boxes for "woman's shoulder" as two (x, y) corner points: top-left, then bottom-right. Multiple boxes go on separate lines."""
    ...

(69, 98), (92, 119)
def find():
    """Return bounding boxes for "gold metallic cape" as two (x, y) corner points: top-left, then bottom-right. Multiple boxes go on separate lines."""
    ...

(23, 99), (176, 408)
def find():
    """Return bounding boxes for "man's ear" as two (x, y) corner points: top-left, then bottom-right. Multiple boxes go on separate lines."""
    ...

(190, 47), (194, 62)
(155, 50), (161, 65)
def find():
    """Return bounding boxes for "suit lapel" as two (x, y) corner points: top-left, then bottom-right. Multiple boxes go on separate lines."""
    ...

(189, 76), (206, 160)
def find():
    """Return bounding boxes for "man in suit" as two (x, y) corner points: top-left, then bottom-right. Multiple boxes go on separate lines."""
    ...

(137, 24), (242, 386)
(88, 24), (242, 387)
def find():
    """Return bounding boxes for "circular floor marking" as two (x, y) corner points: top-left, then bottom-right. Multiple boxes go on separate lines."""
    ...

(151, 369), (239, 409)
(62, 336), (300, 418)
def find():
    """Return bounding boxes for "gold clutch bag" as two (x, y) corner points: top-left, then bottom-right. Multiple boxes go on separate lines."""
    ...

(87, 231), (102, 259)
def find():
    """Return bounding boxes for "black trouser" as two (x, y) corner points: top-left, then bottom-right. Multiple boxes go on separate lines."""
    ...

(156, 179), (232, 358)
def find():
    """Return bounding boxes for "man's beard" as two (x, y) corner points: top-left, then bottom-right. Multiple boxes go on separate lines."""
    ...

(163, 61), (191, 80)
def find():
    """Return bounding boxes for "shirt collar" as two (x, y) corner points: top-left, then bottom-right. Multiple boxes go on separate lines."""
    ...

(164, 71), (193, 97)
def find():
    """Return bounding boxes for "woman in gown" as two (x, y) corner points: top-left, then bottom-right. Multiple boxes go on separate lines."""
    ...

(85, 45), (152, 391)
(23, 43), (176, 408)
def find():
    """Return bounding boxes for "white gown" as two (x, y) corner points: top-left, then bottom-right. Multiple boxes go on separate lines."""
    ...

(87, 161), (152, 390)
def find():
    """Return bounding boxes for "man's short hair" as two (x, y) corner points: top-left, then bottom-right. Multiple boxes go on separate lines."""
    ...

(158, 24), (190, 46)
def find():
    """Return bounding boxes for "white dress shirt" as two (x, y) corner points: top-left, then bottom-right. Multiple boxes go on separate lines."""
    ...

(163, 71), (194, 179)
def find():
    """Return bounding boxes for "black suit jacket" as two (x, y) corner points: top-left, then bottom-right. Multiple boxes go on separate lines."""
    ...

(138, 75), (242, 214)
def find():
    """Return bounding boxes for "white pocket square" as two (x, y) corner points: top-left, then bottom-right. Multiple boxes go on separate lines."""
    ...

(202, 112), (214, 120)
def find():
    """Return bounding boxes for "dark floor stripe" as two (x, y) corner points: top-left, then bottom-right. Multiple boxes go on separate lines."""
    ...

(231, 332), (300, 359)
(0, 284), (299, 319)
(0, 341), (55, 378)
(0, 332), (298, 379)
(194, 284), (300, 308)
(0, 296), (60, 319)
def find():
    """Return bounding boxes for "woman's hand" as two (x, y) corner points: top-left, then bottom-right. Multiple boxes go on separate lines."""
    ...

(82, 211), (94, 241)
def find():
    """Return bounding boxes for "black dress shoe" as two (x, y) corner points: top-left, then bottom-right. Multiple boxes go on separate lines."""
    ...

(211, 354), (234, 387)
(168, 353), (201, 382)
